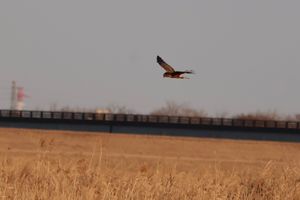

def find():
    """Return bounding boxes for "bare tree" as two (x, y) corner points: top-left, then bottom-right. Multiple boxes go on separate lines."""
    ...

(294, 114), (300, 121)
(49, 103), (58, 112)
(55, 106), (94, 113)
(234, 111), (280, 121)
(215, 111), (229, 118)
(150, 101), (207, 117)
(105, 103), (136, 114)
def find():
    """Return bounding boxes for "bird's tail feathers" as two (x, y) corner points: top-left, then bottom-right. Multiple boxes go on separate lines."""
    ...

(184, 70), (195, 74)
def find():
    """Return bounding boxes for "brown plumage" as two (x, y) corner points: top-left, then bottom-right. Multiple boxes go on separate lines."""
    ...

(156, 56), (194, 79)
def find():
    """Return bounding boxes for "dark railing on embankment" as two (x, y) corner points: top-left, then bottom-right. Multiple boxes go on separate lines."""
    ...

(1, 110), (300, 142)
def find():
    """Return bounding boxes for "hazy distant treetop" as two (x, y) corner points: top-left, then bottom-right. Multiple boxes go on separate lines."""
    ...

(233, 111), (280, 121)
(105, 104), (136, 114)
(150, 101), (207, 117)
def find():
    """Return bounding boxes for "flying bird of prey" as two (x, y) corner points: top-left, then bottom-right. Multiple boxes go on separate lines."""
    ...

(156, 56), (194, 79)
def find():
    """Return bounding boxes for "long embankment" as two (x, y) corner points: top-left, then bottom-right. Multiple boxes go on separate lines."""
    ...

(1, 110), (300, 142)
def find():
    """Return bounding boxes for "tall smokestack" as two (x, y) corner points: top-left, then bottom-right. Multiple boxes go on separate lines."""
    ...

(16, 87), (25, 110)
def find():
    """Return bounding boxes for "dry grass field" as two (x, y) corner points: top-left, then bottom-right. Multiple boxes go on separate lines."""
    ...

(0, 128), (300, 199)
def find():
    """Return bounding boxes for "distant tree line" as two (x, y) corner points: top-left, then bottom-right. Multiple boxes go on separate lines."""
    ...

(48, 101), (300, 121)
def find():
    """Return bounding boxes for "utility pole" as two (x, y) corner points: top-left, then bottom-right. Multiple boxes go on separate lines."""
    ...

(10, 81), (17, 110)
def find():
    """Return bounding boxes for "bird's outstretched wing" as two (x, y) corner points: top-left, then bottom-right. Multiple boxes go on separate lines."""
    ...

(157, 56), (175, 72)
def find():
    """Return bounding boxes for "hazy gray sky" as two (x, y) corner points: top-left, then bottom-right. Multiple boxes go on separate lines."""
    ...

(1, 0), (300, 116)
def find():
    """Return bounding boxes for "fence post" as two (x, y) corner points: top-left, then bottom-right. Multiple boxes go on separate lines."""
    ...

(109, 124), (113, 133)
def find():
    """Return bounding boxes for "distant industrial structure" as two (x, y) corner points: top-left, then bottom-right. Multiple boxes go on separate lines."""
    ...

(10, 81), (27, 111)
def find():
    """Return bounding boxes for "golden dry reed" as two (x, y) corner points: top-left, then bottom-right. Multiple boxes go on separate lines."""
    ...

(0, 128), (299, 199)
(0, 146), (299, 199)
